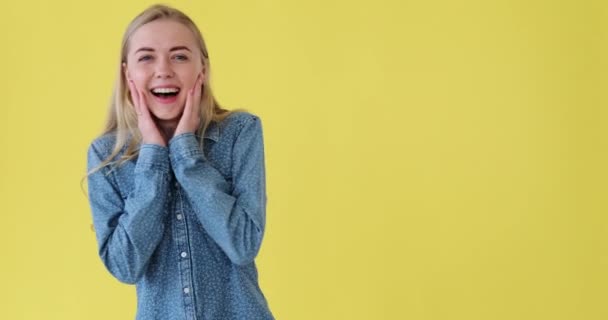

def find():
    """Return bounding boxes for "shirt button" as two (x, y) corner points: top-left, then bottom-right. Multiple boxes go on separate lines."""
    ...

(181, 252), (187, 258)
(183, 287), (190, 294)
(176, 214), (183, 220)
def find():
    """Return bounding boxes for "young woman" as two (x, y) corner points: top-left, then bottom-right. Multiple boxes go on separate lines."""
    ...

(86, 4), (275, 319)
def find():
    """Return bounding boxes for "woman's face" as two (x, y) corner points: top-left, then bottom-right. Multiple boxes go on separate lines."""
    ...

(123, 19), (204, 125)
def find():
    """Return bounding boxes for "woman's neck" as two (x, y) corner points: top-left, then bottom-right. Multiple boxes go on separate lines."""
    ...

(157, 120), (178, 142)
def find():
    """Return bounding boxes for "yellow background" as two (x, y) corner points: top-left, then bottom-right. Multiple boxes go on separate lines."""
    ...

(1, 0), (607, 319)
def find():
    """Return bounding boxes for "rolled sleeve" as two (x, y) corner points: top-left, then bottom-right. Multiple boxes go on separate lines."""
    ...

(136, 144), (170, 173)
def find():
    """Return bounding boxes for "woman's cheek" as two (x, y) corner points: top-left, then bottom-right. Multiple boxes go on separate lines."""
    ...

(129, 66), (150, 87)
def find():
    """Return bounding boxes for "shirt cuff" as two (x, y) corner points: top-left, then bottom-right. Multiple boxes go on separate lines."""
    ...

(136, 144), (170, 173)
(168, 132), (205, 163)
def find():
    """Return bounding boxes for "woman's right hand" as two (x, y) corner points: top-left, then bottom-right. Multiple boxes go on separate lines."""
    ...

(128, 80), (166, 146)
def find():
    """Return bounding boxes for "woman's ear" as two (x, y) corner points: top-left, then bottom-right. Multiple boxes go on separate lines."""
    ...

(122, 62), (131, 82)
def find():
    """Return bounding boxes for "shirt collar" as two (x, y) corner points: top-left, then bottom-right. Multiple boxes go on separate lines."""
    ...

(203, 121), (219, 142)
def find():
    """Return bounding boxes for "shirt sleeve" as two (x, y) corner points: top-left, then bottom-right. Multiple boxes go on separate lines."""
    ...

(168, 116), (268, 266)
(87, 142), (170, 284)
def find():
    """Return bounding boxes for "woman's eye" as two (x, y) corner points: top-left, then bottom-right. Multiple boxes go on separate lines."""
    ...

(173, 55), (189, 61)
(138, 55), (153, 62)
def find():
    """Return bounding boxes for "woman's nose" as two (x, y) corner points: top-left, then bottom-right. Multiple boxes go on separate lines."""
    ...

(155, 58), (174, 78)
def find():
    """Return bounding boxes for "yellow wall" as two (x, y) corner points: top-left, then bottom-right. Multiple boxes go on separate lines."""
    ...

(1, 0), (607, 319)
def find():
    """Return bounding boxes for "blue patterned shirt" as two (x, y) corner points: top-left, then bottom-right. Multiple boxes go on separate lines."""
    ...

(87, 111), (275, 320)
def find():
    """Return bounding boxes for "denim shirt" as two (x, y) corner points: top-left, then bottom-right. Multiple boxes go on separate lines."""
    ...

(87, 111), (274, 320)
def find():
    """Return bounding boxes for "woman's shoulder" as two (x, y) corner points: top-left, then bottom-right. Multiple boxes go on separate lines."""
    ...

(216, 110), (262, 136)
(87, 133), (121, 160)
(91, 132), (116, 146)
(221, 109), (260, 125)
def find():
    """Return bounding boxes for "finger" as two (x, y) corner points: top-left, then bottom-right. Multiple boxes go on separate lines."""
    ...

(137, 89), (153, 119)
(193, 74), (203, 115)
(128, 80), (141, 115)
(183, 79), (195, 118)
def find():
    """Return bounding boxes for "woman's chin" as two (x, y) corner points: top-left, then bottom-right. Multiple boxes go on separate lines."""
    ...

(150, 111), (182, 124)
(150, 106), (184, 120)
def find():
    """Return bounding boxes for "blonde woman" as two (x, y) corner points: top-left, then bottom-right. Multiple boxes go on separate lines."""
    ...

(86, 4), (274, 319)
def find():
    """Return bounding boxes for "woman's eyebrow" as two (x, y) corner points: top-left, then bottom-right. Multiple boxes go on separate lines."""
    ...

(134, 47), (154, 54)
(134, 46), (192, 54)
(170, 46), (191, 52)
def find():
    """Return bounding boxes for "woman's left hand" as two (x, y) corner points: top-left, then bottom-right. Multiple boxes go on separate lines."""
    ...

(175, 74), (204, 136)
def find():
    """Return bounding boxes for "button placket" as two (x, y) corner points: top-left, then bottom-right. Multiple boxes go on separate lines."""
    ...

(172, 183), (197, 318)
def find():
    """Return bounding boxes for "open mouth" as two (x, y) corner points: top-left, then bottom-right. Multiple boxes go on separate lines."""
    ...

(150, 87), (181, 98)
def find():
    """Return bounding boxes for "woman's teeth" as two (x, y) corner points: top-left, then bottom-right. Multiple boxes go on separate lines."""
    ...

(151, 88), (180, 97)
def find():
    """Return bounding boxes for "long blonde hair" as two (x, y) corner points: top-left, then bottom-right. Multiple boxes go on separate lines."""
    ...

(94, 4), (242, 172)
